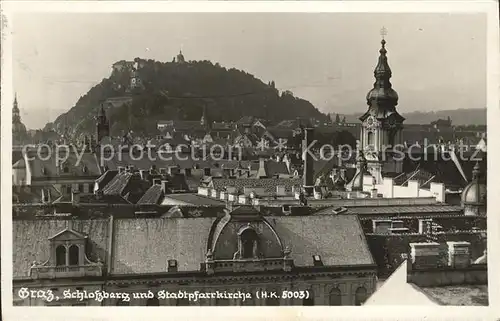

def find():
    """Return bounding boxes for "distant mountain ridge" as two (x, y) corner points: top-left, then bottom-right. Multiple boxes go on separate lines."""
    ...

(338, 108), (487, 126)
(46, 57), (328, 136)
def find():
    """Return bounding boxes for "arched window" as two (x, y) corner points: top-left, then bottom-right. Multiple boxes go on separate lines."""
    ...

(56, 245), (66, 266)
(329, 288), (342, 306)
(302, 289), (314, 306)
(354, 287), (367, 306)
(68, 245), (79, 266)
(176, 298), (190, 306)
(240, 228), (259, 259)
(146, 298), (160, 306)
(367, 132), (374, 147)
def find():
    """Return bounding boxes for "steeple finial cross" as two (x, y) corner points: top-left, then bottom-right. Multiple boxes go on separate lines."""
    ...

(380, 26), (388, 40)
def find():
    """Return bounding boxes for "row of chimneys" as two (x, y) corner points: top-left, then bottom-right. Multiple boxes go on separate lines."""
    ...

(409, 241), (481, 269)
(116, 165), (191, 177)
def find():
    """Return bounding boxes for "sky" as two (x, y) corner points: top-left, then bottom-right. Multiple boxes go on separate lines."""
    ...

(12, 12), (487, 129)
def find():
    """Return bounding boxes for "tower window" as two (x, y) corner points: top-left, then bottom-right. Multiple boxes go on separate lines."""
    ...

(55, 245), (66, 266)
(367, 132), (374, 147)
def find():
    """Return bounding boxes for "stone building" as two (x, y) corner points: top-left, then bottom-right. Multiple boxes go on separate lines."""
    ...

(13, 206), (377, 306)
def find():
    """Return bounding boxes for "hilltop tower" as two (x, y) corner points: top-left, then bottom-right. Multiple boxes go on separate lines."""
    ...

(358, 29), (405, 183)
(177, 50), (185, 64)
(96, 103), (110, 144)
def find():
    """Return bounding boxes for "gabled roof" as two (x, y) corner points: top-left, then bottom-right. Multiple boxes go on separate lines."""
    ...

(137, 184), (164, 205)
(48, 227), (88, 240)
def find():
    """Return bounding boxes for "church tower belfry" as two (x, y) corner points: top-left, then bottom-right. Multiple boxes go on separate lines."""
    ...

(359, 28), (405, 183)
(96, 102), (110, 144)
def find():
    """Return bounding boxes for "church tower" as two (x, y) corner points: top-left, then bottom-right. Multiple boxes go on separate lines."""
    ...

(12, 93), (27, 144)
(359, 29), (405, 183)
(96, 103), (110, 144)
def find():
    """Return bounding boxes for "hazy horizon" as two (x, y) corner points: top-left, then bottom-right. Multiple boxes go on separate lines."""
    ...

(13, 12), (487, 129)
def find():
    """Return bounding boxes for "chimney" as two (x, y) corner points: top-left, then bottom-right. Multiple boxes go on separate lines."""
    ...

(139, 169), (148, 180)
(153, 178), (162, 186)
(410, 242), (441, 269)
(203, 167), (211, 177)
(302, 127), (314, 196)
(257, 158), (268, 178)
(161, 180), (169, 194)
(167, 259), (178, 272)
(447, 241), (471, 268)
(168, 166), (180, 176)
(71, 189), (80, 206)
(118, 166), (125, 174)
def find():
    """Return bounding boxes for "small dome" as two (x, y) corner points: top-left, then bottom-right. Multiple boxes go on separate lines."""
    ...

(366, 87), (399, 105)
(461, 162), (486, 205)
(461, 182), (486, 205)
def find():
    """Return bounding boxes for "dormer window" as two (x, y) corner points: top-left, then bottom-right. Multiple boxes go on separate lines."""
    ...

(236, 226), (260, 260)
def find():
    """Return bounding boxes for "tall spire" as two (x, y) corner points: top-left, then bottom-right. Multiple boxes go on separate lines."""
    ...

(472, 161), (481, 181)
(366, 27), (399, 107)
(13, 93), (21, 123)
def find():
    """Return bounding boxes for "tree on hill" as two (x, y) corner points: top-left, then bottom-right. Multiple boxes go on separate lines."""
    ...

(50, 59), (328, 136)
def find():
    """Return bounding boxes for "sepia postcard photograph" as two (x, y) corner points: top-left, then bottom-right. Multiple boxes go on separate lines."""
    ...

(1, 1), (499, 321)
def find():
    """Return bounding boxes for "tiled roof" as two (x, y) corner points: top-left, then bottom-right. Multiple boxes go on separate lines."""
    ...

(137, 185), (164, 205)
(271, 215), (374, 267)
(12, 185), (61, 204)
(112, 218), (216, 274)
(210, 177), (302, 194)
(13, 219), (111, 278)
(27, 151), (101, 180)
(102, 172), (133, 195)
(95, 170), (118, 189)
(161, 193), (226, 206)
(345, 205), (462, 215)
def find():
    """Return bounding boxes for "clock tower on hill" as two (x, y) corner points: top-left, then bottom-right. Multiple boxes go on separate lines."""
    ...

(359, 29), (405, 183)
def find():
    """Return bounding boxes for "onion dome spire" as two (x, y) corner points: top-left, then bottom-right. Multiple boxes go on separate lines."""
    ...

(366, 27), (399, 107)
(472, 161), (481, 181)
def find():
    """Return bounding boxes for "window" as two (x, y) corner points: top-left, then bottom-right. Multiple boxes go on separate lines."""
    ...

(240, 229), (259, 259)
(63, 166), (69, 173)
(354, 287), (367, 306)
(146, 298), (160, 306)
(56, 245), (66, 266)
(329, 288), (342, 306)
(367, 131), (374, 147)
(68, 245), (79, 266)
(66, 186), (72, 195)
